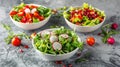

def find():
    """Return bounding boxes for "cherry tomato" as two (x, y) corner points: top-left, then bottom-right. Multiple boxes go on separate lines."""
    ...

(25, 13), (32, 23)
(17, 12), (25, 17)
(38, 16), (44, 21)
(78, 14), (83, 19)
(21, 16), (27, 23)
(24, 5), (30, 9)
(10, 11), (17, 16)
(86, 36), (95, 46)
(18, 8), (24, 12)
(26, 13), (32, 19)
(11, 36), (21, 47)
(30, 5), (38, 8)
(98, 17), (104, 22)
(76, 22), (80, 25)
(33, 12), (40, 18)
(70, 16), (75, 22)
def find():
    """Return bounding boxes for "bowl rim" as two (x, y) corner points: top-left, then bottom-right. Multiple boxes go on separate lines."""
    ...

(63, 6), (106, 27)
(32, 28), (81, 56)
(9, 4), (51, 24)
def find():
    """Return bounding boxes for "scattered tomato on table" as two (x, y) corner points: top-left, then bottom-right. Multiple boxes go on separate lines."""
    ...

(86, 36), (95, 46)
(11, 36), (21, 47)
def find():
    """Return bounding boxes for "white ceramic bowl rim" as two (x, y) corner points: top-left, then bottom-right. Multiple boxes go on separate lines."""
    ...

(32, 28), (81, 56)
(63, 6), (106, 27)
(9, 4), (51, 24)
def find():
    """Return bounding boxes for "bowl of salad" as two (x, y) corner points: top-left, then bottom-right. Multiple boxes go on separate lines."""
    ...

(9, 3), (51, 30)
(32, 27), (83, 61)
(63, 3), (106, 32)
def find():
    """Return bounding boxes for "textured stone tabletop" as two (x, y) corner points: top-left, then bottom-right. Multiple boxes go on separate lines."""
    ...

(0, 0), (120, 67)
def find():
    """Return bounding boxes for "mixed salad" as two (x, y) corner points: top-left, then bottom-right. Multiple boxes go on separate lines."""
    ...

(33, 27), (83, 55)
(63, 3), (105, 26)
(9, 3), (51, 23)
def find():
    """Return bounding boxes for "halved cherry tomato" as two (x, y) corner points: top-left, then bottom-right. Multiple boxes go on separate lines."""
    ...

(24, 5), (30, 9)
(38, 16), (44, 21)
(21, 16), (27, 23)
(17, 12), (25, 17)
(70, 16), (75, 22)
(98, 17), (104, 22)
(10, 11), (17, 16)
(86, 36), (95, 46)
(33, 12), (40, 18)
(26, 13), (32, 19)
(78, 14), (83, 19)
(11, 36), (21, 47)
(76, 22), (80, 25)
(27, 18), (32, 23)
(19, 8), (24, 12)
(26, 13), (32, 23)
(30, 5), (38, 8)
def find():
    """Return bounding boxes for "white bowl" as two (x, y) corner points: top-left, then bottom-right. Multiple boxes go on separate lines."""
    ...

(63, 8), (106, 32)
(9, 4), (51, 30)
(32, 28), (81, 61)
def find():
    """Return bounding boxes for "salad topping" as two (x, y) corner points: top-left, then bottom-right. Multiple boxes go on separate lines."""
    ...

(63, 3), (105, 26)
(10, 3), (51, 23)
(33, 27), (83, 54)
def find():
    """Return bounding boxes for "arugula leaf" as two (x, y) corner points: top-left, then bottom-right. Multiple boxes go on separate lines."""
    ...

(2, 23), (11, 31)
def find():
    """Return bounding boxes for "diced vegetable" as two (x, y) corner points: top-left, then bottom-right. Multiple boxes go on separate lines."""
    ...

(10, 3), (51, 23)
(63, 3), (105, 26)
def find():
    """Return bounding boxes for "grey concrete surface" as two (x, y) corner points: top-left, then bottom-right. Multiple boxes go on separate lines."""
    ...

(0, 0), (120, 67)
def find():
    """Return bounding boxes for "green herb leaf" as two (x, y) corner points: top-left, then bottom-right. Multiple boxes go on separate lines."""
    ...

(2, 23), (11, 31)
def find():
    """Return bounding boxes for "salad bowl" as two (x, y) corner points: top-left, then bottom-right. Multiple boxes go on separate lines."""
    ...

(9, 3), (51, 30)
(63, 3), (106, 32)
(32, 27), (83, 61)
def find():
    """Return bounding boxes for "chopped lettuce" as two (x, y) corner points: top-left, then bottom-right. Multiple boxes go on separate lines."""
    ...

(12, 15), (21, 22)
(33, 18), (39, 23)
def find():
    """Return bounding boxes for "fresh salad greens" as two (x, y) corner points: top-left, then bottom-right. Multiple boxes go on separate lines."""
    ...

(63, 3), (105, 26)
(33, 27), (83, 55)
(10, 3), (51, 23)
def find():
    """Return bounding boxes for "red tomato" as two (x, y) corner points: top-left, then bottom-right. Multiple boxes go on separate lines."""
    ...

(78, 14), (83, 19)
(26, 13), (32, 19)
(11, 36), (21, 47)
(71, 10), (75, 17)
(70, 16), (75, 22)
(21, 16), (27, 23)
(26, 13), (32, 23)
(10, 11), (17, 16)
(30, 5), (38, 8)
(17, 12), (25, 17)
(24, 5), (30, 9)
(90, 10), (95, 14)
(33, 12), (40, 18)
(98, 17), (104, 22)
(76, 22), (80, 25)
(86, 36), (95, 46)
(19, 8), (24, 12)
(38, 16), (44, 21)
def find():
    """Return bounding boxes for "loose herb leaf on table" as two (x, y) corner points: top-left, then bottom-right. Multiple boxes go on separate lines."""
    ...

(2, 23), (30, 44)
